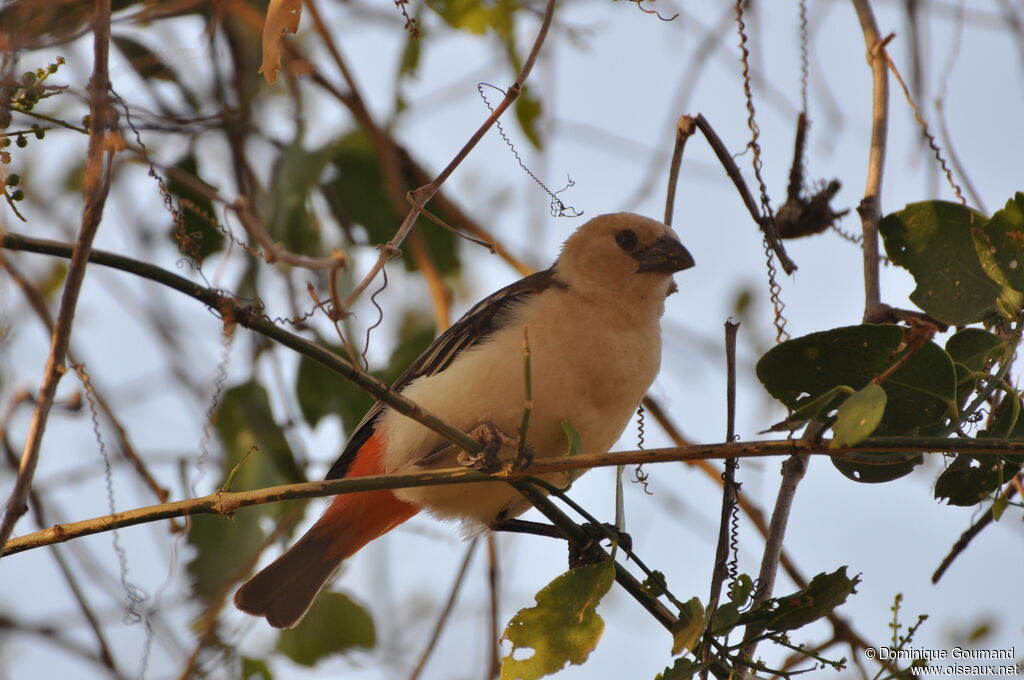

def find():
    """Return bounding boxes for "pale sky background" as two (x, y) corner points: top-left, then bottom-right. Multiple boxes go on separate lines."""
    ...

(2, 1), (1023, 679)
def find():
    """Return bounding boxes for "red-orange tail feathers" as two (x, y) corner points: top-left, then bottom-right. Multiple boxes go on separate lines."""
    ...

(234, 434), (418, 628)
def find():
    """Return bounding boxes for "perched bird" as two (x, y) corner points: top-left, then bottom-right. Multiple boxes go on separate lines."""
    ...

(234, 212), (694, 628)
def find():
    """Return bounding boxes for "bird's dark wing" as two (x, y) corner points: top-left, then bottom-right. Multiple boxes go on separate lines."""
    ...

(324, 268), (566, 479)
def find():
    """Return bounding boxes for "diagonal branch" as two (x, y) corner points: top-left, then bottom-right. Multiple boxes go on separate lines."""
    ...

(340, 0), (557, 313)
(0, 0), (115, 554)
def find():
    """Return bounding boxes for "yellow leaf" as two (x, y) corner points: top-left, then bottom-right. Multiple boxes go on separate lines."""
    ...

(259, 0), (302, 84)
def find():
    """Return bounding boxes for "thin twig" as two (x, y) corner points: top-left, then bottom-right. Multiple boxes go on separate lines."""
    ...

(690, 114), (797, 274)
(340, 0), (557, 313)
(702, 321), (741, 679)
(932, 475), (1020, 583)
(664, 115), (696, 228)
(0, 0), (115, 553)
(851, 0), (890, 321)
(486, 535), (501, 680)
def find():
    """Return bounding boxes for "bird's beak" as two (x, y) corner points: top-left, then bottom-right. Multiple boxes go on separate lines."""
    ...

(632, 236), (695, 274)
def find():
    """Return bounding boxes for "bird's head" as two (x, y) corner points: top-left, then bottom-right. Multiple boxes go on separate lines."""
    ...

(555, 212), (694, 305)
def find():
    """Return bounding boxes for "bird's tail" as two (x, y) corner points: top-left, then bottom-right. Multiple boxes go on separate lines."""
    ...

(234, 434), (418, 628)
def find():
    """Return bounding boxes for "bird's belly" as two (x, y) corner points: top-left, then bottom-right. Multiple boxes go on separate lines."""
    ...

(379, 322), (659, 528)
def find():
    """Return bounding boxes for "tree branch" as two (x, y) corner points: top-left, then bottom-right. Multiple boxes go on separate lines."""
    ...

(851, 0), (890, 320)
(5, 436), (1024, 557)
(0, 0), (115, 554)
(340, 0), (557, 313)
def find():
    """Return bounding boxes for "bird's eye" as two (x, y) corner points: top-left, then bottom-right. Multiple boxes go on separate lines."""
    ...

(615, 229), (638, 252)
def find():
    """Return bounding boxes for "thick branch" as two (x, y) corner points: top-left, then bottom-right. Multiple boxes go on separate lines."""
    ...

(0, 0), (114, 553)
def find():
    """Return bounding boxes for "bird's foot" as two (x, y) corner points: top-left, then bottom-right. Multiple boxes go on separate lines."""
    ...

(455, 422), (533, 472)
(569, 523), (633, 568)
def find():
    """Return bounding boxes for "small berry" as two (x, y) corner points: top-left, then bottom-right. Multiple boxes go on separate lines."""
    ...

(23, 88), (39, 103)
(21, 71), (36, 86)
(16, 136), (27, 148)
(0, 138), (9, 148)
(8, 174), (20, 186)
(11, 189), (24, 201)
(48, 63), (58, 74)
(82, 114), (91, 128)
(34, 129), (44, 140)
(57, 56), (65, 65)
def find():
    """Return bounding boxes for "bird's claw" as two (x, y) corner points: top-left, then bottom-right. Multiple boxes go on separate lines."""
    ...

(454, 423), (530, 473)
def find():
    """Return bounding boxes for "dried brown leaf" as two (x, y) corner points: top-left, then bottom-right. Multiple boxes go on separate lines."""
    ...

(259, 0), (302, 84)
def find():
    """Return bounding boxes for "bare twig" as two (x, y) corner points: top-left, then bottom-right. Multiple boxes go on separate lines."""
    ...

(702, 321), (741, 677)
(690, 114), (796, 275)
(932, 474), (1020, 583)
(664, 115), (696, 228)
(0, 0), (115, 553)
(340, 0), (557, 313)
(851, 0), (890, 321)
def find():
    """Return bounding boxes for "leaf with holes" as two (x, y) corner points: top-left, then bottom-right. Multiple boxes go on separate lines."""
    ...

(758, 325), (956, 483)
(500, 558), (615, 680)
(880, 201), (1019, 324)
(974, 193), (1024, 293)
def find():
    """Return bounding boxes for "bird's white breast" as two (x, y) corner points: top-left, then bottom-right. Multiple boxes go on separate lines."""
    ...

(380, 285), (664, 528)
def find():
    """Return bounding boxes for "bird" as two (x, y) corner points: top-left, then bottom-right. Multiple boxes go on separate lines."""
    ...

(234, 212), (694, 628)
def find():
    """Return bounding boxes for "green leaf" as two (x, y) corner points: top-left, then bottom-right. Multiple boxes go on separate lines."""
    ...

(214, 381), (304, 516)
(655, 656), (700, 680)
(974, 193), (1024, 292)
(738, 567), (860, 633)
(112, 35), (200, 110)
(297, 343), (375, 431)
(296, 319), (435, 431)
(710, 601), (740, 635)
(186, 513), (264, 604)
(321, 131), (460, 274)
(880, 200), (1016, 324)
(671, 597), (705, 655)
(831, 383), (887, 448)
(562, 420), (584, 457)
(934, 455), (1019, 506)
(945, 329), (1005, 373)
(515, 91), (543, 149)
(260, 133), (332, 255)
(276, 592), (376, 666)
(167, 155), (224, 263)
(762, 385), (852, 433)
(946, 328), (1005, 407)
(426, 0), (515, 36)
(992, 494), (1009, 521)
(728, 574), (754, 606)
(758, 325), (957, 482)
(500, 559), (615, 680)
(398, 35), (421, 78)
(240, 656), (274, 680)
